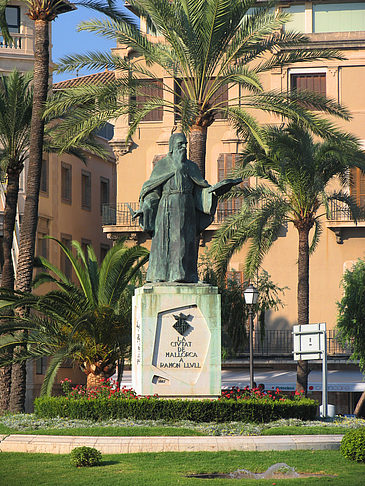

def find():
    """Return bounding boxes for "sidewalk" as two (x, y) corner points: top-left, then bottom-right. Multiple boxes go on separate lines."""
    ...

(0, 434), (343, 454)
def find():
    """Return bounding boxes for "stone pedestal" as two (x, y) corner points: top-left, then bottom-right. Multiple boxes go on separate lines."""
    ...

(132, 283), (221, 397)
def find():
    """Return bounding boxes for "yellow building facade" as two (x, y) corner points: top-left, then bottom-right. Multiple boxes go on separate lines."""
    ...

(105, 0), (365, 336)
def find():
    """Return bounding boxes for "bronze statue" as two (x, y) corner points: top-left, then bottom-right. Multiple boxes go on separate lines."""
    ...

(133, 132), (241, 283)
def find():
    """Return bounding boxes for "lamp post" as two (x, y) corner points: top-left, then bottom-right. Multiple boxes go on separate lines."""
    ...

(243, 284), (259, 390)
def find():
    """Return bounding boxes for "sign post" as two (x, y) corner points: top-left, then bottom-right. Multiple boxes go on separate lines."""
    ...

(293, 323), (328, 418)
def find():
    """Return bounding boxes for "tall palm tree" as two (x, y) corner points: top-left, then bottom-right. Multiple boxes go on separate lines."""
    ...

(0, 238), (149, 394)
(211, 123), (365, 393)
(0, 0), (127, 412)
(0, 70), (33, 291)
(48, 0), (349, 177)
(0, 69), (110, 413)
(0, 70), (33, 413)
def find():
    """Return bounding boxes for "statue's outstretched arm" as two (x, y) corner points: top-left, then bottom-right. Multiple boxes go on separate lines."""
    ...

(208, 178), (242, 197)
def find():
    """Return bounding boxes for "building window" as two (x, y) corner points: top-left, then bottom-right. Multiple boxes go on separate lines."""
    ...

(290, 72), (326, 97)
(81, 238), (91, 254)
(37, 234), (48, 260)
(350, 167), (365, 208)
(5, 6), (20, 33)
(36, 357), (47, 375)
(61, 163), (72, 203)
(60, 234), (72, 279)
(100, 177), (110, 215)
(282, 5), (305, 33)
(217, 154), (245, 221)
(174, 78), (228, 121)
(95, 122), (114, 141)
(81, 170), (91, 210)
(36, 218), (49, 273)
(100, 244), (110, 262)
(40, 159), (48, 194)
(132, 79), (163, 122)
(313, 2), (365, 33)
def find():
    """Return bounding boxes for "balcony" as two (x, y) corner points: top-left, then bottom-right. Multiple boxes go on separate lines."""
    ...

(326, 200), (365, 243)
(102, 203), (239, 234)
(229, 329), (351, 359)
(0, 33), (23, 50)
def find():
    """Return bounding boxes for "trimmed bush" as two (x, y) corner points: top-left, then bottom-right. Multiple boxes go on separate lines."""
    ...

(340, 428), (365, 462)
(70, 446), (102, 467)
(34, 396), (317, 423)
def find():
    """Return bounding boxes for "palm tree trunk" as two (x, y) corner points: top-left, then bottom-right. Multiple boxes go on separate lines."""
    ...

(2, 167), (20, 289)
(0, 366), (11, 413)
(354, 390), (365, 417)
(296, 223), (311, 395)
(86, 372), (109, 389)
(11, 19), (50, 413)
(0, 167), (20, 412)
(189, 125), (207, 178)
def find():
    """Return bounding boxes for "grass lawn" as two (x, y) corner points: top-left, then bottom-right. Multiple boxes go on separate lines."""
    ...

(261, 426), (349, 435)
(0, 450), (363, 486)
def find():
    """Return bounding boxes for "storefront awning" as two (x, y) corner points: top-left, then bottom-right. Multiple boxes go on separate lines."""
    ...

(221, 369), (365, 392)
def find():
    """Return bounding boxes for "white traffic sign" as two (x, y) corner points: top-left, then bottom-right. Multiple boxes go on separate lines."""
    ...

(293, 323), (329, 418)
(293, 323), (326, 360)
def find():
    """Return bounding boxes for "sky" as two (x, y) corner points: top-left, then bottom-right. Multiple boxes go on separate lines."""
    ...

(52, 6), (136, 83)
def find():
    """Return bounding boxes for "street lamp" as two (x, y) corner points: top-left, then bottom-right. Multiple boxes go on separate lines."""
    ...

(243, 284), (259, 390)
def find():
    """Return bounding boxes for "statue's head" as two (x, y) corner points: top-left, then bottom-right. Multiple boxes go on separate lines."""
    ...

(169, 132), (187, 161)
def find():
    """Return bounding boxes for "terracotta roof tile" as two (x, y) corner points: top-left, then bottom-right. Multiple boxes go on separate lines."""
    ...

(53, 71), (115, 90)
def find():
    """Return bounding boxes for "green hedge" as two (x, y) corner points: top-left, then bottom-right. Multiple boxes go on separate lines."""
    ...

(34, 397), (317, 423)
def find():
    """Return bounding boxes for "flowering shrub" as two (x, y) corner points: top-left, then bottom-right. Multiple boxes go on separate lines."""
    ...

(60, 378), (155, 401)
(220, 386), (305, 402)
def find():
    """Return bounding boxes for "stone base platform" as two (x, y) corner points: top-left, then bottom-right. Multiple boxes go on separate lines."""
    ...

(132, 283), (221, 397)
(0, 434), (343, 454)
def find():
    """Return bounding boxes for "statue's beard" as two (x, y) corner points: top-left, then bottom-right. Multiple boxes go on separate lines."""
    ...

(174, 148), (187, 164)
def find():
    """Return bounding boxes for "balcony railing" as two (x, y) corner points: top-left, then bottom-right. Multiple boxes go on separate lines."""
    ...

(103, 200), (365, 228)
(0, 34), (22, 49)
(328, 199), (365, 222)
(234, 329), (351, 358)
(102, 203), (240, 226)
(102, 203), (140, 226)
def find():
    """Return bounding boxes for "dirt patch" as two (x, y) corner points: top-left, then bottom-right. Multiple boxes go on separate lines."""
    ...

(186, 463), (337, 480)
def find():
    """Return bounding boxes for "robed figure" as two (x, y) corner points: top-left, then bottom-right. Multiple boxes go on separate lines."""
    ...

(135, 133), (240, 283)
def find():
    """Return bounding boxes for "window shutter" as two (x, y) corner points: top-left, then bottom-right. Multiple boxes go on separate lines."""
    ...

(136, 79), (163, 121)
(217, 154), (245, 221)
(291, 73), (326, 96)
(351, 167), (365, 207)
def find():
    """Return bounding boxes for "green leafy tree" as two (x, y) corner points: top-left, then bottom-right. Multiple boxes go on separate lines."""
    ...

(211, 123), (365, 393)
(0, 238), (149, 395)
(0, 0), (127, 412)
(337, 259), (365, 417)
(48, 0), (349, 177)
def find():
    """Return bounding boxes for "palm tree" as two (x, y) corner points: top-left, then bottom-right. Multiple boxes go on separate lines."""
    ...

(0, 70), (33, 413)
(0, 0), (127, 412)
(48, 0), (349, 177)
(0, 71), (33, 291)
(0, 238), (149, 394)
(211, 123), (365, 393)
(0, 69), (111, 413)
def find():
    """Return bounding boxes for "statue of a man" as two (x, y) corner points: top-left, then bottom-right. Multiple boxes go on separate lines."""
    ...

(135, 132), (240, 283)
